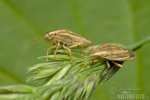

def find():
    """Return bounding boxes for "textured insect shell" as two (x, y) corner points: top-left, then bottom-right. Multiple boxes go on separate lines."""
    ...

(45, 29), (92, 48)
(91, 43), (135, 61)
(44, 29), (81, 39)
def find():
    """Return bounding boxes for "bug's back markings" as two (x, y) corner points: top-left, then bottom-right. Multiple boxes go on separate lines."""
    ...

(45, 29), (92, 48)
(91, 43), (135, 61)
(90, 43), (135, 67)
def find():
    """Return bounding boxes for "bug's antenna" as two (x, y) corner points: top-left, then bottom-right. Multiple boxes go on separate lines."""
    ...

(28, 37), (44, 46)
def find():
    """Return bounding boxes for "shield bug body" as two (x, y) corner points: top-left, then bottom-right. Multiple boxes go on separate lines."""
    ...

(45, 29), (92, 59)
(90, 43), (135, 67)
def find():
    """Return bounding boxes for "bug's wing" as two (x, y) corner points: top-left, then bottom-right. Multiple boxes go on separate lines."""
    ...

(57, 29), (92, 47)
(46, 29), (82, 37)
(91, 43), (135, 61)
(56, 29), (83, 37)
(102, 50), (135, 61)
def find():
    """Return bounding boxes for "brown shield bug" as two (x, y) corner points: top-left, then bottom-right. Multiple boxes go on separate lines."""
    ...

(44, 29), (92, 60)
(90, 43), (135, 67)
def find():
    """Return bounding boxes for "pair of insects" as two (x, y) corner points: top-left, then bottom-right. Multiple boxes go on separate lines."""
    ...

(44, 29), (135, 67)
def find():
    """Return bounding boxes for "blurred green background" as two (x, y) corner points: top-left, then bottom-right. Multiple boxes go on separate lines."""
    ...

(0, 0), (150, 100)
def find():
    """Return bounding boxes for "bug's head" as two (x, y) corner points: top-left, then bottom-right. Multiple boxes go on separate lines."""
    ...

(128, 50), (135, 60)
(44, 31), (57, 40)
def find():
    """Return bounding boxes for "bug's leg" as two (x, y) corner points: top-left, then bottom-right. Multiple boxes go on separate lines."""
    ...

(112, 61), (123, 67)
(54, 42), (60, 56)
(47, 45), (56, 55)
(69, 44), (79, 48)
(69, 44), (84, 55)
(106, 60), (110, 69)
(62, 45), (72, 61)
(46, 44), (57, 62)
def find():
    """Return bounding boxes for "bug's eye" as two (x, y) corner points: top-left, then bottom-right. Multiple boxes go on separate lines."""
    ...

(64, 44), (67, 46)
